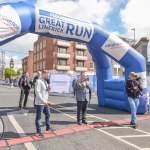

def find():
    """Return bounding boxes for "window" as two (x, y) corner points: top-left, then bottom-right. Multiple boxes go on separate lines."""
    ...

(40, 52), (42, 60)
(77, 42), (85, 45)
(43, 39), (46, 48)
(118, 68), (122, 75)
(58, 59), (67, 66)
(37, 63), (39, 71)
(114, 68), (117, 75)
(40, 42), (42, 50)
(37, 44), (39, 51)
(89, 63), (93, 68)
(43, 50), (46, 58)
(24, 65), (27, 72)
(34, 64), (36, 71)
(43, 61), (46, 69)
(34, 46), (36, 53)
(76, 50), (84, 56)
(58, 47), (67, 54)
(77, 61), (84, 67)
(34, 55), (36, 62)
(40, 62), (42, 70)
(37, 54), (39, 61)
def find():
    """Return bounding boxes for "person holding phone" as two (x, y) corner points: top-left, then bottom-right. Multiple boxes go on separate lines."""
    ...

(75, 73), (92, 125)
(35, 70), (54, 137)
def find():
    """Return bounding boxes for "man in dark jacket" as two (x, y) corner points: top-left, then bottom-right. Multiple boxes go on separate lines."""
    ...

(18, 72), (31, 109)
(126, 72), (143, 129)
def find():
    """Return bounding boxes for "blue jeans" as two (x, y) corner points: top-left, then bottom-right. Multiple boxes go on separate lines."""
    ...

(128, 97), (139, 124)
(35, 105), (50, 132)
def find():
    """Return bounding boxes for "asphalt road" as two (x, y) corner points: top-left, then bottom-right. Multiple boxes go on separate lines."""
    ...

(0, 86), (150, 150)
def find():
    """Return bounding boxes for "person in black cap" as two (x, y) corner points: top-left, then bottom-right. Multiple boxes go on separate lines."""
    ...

(126, 72), (143, 129)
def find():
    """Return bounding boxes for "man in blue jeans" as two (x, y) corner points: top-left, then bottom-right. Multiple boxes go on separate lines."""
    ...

(126, 72), (143, 129)
(35, 70), (55, 137)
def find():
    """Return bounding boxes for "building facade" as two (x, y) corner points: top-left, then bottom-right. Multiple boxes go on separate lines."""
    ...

(22, 36), (128, 77)
(134, 37), (150, 75)
(22, 51), (33, 78)
(33, 36), (95, 76)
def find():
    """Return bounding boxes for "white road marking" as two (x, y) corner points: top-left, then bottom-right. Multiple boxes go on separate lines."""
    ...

(29, 96), (34, 100)
(29, 96), (109, 121)
(29, 96), (76, 120)
(53, 103), (109, 121)
(49, 107), (76, 120)
(7, 115), (36, 150)
(118, 134), (150, 138)
(0, 94), (19, 95)
(103, 126), (131, 129)
(28, 96), (150, 149)
(121, 124), (150, 135)
(96, 128), (142, 150)
(24, 113), (28, 116)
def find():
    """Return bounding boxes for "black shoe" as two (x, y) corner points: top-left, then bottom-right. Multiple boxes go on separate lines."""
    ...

(46, 127), (56, 132)
(36, 132), (44, 138)
(82, 121), (88, 124)
(23, 106), (28, 109)
(77, 122), (81, 125)
(130, 121), (134, 125)
(18, 106), (22, 110)
(132, 124), (138, 129)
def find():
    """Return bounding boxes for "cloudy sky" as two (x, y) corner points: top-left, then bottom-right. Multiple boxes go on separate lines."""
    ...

(0, 0), (150, 70)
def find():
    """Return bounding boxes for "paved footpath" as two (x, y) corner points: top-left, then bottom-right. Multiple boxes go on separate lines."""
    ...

(0, 86), (150, 150)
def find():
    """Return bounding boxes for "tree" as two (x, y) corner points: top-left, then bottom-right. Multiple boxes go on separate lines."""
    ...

(4, 68), (17, 78)
(17, 68), (23, 76)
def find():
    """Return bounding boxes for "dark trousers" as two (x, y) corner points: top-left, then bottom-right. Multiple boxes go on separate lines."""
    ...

(77, 101), (88, 122)
(73, 88), (76, 96)
(33, 87), (36, 106)
(35, 105), (50, 132)
(19, 89), (29, 107)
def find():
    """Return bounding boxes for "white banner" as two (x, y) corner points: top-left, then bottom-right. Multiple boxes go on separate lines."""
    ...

(101, 34), (129, 61)
(0, 5), (21, 42)
(35, 8), (94, 42)
(50, 74), (72, 93)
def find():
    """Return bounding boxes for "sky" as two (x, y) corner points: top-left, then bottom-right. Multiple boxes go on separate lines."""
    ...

(0, 0), (150, 70)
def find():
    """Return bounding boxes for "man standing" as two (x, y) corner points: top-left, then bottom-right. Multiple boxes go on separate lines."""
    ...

(75, 73), (91, 125)
(126, 72), (143, 129)
(18, 72), (31, 109)
(33, 71), (50, 106)
(33, 71), (42, 106)
(35, 70), (54, 137)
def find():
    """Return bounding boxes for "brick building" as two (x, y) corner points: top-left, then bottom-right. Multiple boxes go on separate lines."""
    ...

(32, 36), (95, 76)
(22, 36), (128, 77)
(22, 51), (33, 78)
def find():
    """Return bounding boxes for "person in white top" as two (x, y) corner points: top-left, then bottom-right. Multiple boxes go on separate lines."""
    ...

(35, 70), (54, 137)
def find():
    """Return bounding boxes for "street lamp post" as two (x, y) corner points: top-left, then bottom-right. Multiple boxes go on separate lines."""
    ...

(131, 28), (135, 45)
(10, 58), (14, 78)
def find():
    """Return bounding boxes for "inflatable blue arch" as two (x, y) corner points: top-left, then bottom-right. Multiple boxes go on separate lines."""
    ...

(0, 2), (148, 113)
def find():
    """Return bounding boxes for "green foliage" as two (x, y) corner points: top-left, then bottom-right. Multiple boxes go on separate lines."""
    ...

(4, 68), (17, 78)
(17, 68), (23, 75)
